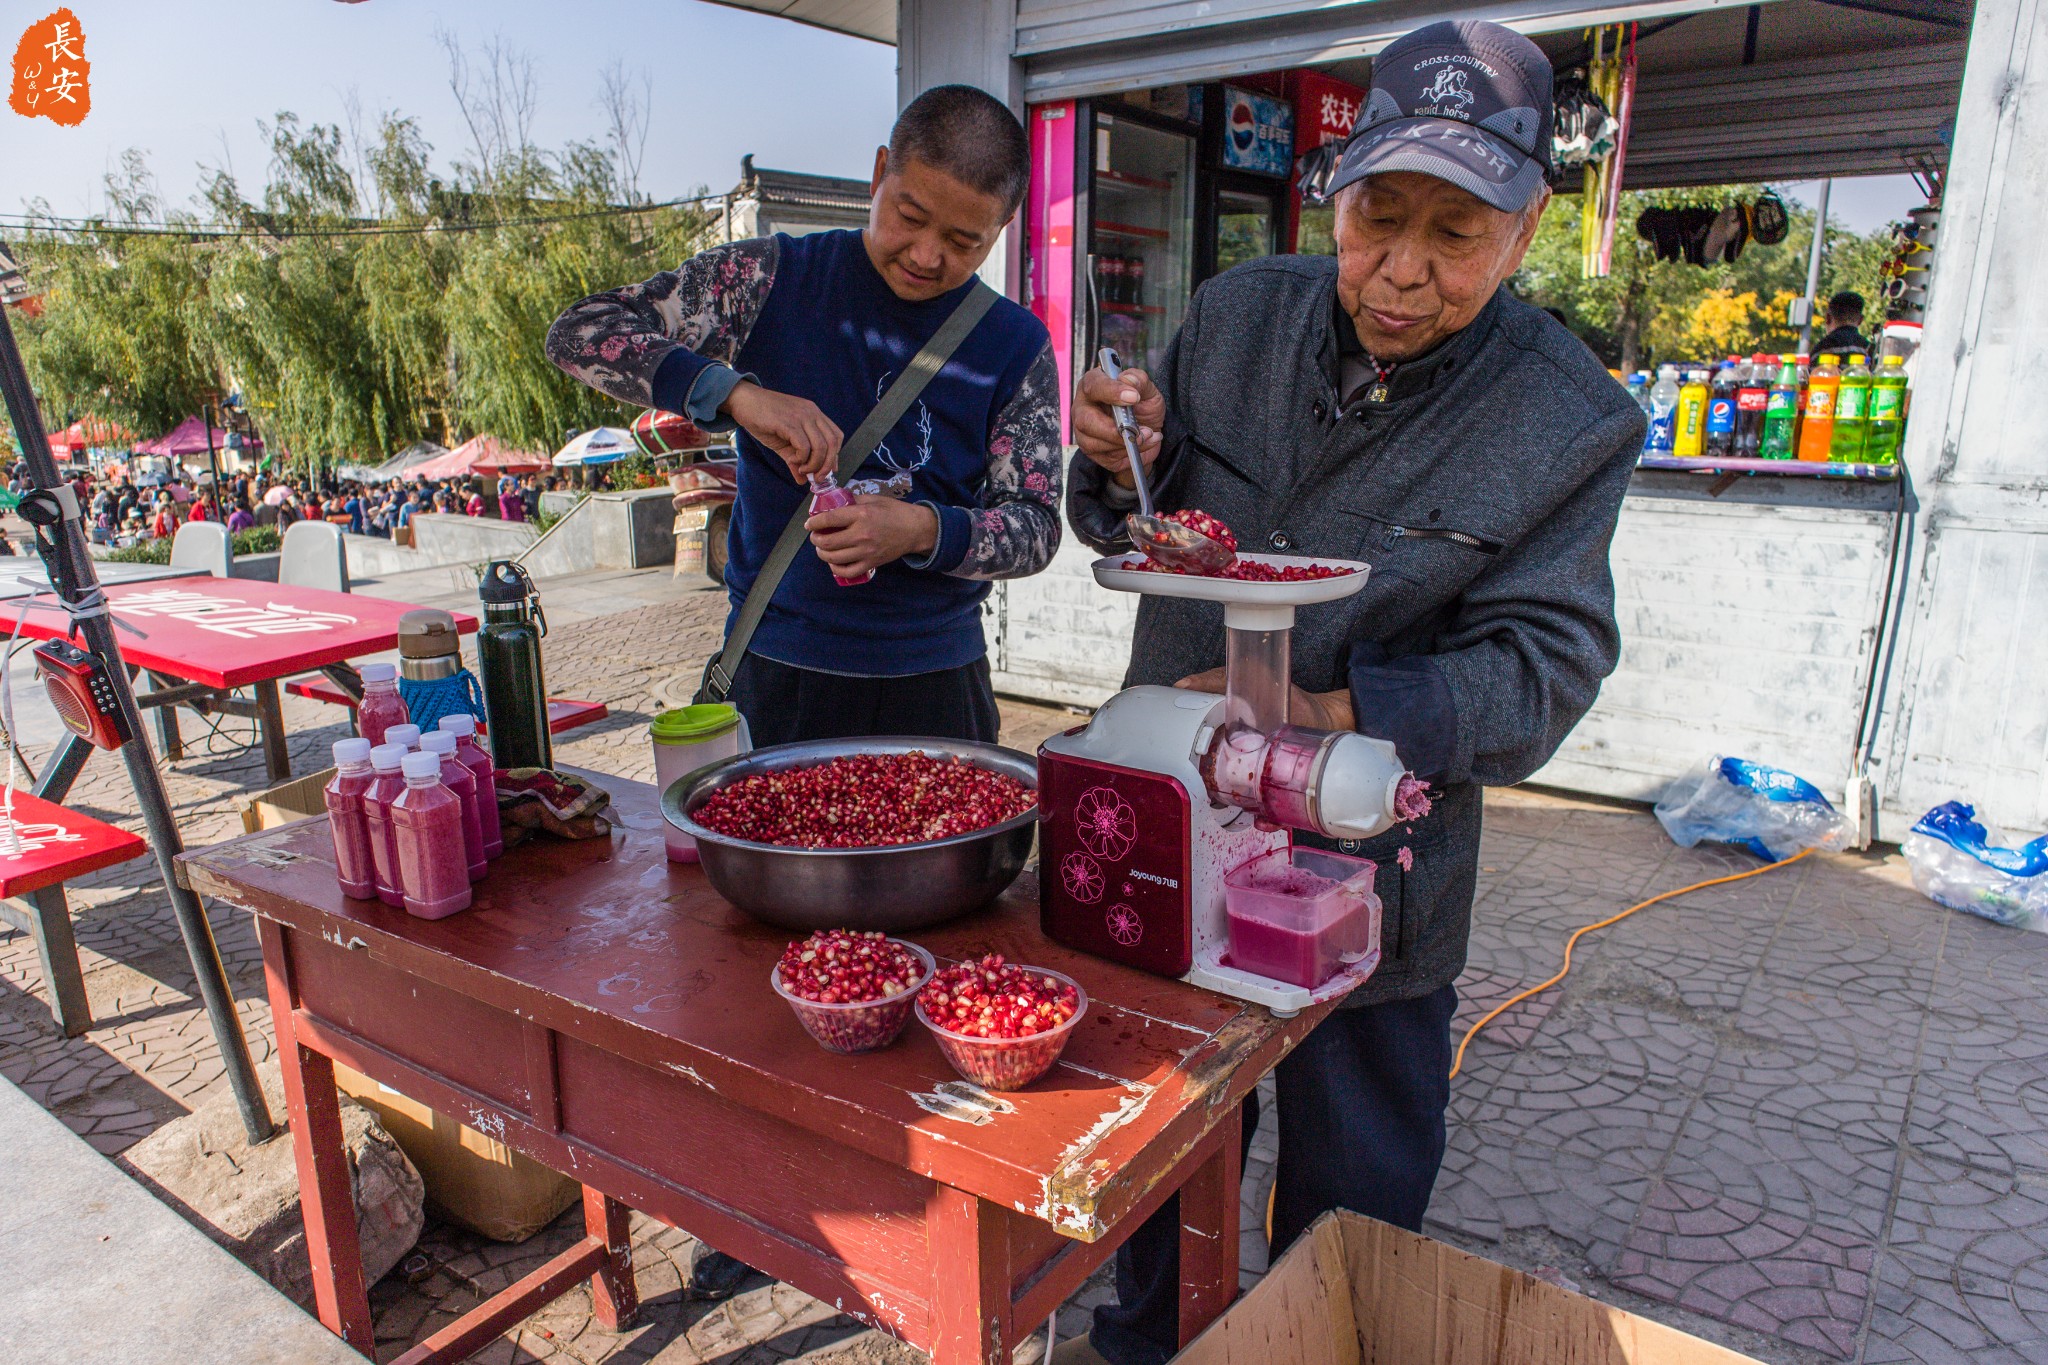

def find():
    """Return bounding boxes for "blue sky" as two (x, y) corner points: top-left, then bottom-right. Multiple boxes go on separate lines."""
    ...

(6, 0), (899, 217)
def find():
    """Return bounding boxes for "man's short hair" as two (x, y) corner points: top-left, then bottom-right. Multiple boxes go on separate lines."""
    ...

(1828, 290), (1865, 322)
(888, 84), (1029, 215)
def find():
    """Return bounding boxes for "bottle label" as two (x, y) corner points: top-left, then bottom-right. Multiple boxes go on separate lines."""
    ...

(1836, 386), (1870, 421)
(1737, 388), (1769, 412)
(1869, 384), (1906, 421)
(1706, 397), (1736, 435)
(1805, 388), (1837, 420)
(1765, 390), (1797, 416)
(1647, 410), (1675, 453)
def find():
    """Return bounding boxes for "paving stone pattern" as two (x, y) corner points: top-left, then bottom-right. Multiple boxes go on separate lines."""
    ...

(0, 570), (2041, 1363)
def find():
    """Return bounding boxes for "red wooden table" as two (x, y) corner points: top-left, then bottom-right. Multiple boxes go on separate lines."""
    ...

(7, 579), (477, 789)
(0, 788), (150, 1035)
(179, 776), (1342, 1365)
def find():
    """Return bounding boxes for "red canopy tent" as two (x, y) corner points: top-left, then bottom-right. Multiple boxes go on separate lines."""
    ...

(132, 415), (263, 458)
(48, 417), (134, 455)
(406, 434), (548, 480)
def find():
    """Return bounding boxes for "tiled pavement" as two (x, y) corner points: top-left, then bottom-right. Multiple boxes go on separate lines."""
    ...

(0, 566), (2043, 1363)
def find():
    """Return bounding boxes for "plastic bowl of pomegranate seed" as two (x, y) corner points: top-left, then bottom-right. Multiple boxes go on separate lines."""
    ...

(771, 931), (937, 1054)
(914, 955), (1088, 1091)
(661, 736), (1039, 932)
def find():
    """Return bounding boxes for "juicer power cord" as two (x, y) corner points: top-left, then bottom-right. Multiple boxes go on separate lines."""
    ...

(1447, 845), (1817, 1080)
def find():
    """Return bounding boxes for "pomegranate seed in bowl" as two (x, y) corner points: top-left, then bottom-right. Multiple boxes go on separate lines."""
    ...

(915, 954), (1087, 1091)
(693, 751), (1035, 849)
(771, 930), (936, 1054)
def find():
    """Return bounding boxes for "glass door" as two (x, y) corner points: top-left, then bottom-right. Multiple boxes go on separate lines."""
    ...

(1090, 111), (1196, 376)
(1216, 186), (1280, 274)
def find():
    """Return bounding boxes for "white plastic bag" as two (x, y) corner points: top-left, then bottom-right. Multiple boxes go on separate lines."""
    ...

(1655, 757), (1850, 862)
(1904, 802), (2048, 931)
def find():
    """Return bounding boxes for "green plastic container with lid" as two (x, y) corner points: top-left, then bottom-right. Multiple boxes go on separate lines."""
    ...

(651, 705), (751, 862)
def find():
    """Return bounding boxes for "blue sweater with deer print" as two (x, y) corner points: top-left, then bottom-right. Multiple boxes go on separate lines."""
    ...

(546, 229), (1061, 677)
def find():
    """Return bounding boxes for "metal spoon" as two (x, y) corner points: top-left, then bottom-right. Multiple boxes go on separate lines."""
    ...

(1097, 348), (1237, 574)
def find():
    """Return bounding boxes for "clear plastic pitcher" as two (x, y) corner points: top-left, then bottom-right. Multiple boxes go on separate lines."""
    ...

(1223, 846), (1381, 989)
(652, 704), (752, 862)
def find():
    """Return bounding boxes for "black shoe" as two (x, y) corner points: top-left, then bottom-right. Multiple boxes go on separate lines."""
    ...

(686, 1248), (758, 1301)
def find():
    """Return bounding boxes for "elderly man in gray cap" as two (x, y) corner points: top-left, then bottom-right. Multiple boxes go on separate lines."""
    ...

(1057, 20), (1644, 1365)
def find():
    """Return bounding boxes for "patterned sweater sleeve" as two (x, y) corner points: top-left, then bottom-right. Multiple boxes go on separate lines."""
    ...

(923, 341), (1064, 581)
(544, 237), (778, 427)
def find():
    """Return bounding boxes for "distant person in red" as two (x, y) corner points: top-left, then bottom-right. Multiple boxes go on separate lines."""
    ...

(464, 484), (486, 517)
(188, 496), (214, 523)
(149, 498), (176, 539)
(499, 481), (527, 521)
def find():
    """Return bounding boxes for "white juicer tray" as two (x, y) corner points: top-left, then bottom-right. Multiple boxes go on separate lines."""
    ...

(1093, 552), (1372, 607)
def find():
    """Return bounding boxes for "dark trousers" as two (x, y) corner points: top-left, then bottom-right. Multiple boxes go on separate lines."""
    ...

(1091, 984), (1458, 1365)
(726, 652), (999, 748)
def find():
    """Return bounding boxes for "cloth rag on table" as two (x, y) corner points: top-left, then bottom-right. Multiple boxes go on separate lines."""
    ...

(496, 768), (612, 846)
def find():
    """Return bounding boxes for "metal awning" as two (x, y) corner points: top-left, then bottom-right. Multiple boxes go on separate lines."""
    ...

(701, 0), (894, 44)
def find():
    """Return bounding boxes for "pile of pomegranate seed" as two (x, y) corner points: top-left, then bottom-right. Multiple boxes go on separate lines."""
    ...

(694, 752), (1036, 848)
(1131, 558), (1354, 582)
(776, 930), (923, 1005)
(773, 930), (932, 1053)
(1159, 509), (1237, 552)
(917, 953), (1084, 1090)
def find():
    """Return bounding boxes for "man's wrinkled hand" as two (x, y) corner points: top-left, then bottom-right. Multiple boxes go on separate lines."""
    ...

(805, 494), (940, 578)
(1173, 667), (1357, 733)
(724, 380), (842, 481)
(1073, 365), (1166, 490)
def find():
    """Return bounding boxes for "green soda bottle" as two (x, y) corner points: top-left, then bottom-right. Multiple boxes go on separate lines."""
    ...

(1864, 355), (1909, 464)
(1760, 355), (1800, 459)
(1830, 353), (1873, 462)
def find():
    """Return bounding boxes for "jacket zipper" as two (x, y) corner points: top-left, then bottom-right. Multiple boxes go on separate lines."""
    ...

(1389, 525), (1503, 555)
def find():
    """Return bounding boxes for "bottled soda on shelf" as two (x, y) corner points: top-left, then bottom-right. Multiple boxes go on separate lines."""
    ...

(1830, 353), (1874, 463)
(1674, 369), (1710, 458)
(1760, 355), (1801, 459)
(1735, 353), (1773, 456)
(1799, 355), (1841, 462)
(1705, 359), (1740, 459)
(1864, 355), (1909, 464)
(1645, 364), (1680, 456)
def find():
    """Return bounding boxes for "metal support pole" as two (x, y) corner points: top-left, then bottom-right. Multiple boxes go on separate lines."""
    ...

(0, 306), (275, 1145)
(1799, 178), (1832, 357)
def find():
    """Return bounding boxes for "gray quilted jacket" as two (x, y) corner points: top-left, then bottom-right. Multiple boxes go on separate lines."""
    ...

(1068, 256), (1643, 1006)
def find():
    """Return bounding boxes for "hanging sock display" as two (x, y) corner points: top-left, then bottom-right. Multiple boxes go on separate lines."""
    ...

(1573, 24), (1638, 279)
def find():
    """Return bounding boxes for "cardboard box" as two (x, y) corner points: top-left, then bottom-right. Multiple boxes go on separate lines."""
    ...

(238, 771), (581, 1243)
(1174, 1211), (1761, 1365)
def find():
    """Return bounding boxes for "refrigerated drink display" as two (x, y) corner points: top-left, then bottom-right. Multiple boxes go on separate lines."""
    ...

(1092, 112), (1196, 376)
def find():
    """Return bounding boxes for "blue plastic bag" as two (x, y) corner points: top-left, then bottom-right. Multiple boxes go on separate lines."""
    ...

(1655, 757), (1849, 863)
(1904, 802), (2048, 930)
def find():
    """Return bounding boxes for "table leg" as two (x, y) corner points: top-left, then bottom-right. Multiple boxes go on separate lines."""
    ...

(146, 670), (182, 761)
(31, 732), (92, 803)
(27, 886), (90, 1037)
(1177, 1106), (1243, 1348)
(258, 919), (374, 1355)
(926, 1185), (1010, 1365)
(582, 1186), (637, 1332)
(253, 677), (291, 783)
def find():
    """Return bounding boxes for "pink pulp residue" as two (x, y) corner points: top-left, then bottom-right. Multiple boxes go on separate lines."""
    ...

(1396, 846), (1414, 872)
(1393, 776), (1434, 822)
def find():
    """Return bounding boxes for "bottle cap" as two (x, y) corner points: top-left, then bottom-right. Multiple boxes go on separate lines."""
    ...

(400, 750), (442, 781)
(370, 744), (407, 772)
(1848, 353), (1866, 364)
(1882, 354), (1905, 366)
(1817, 354), (1839, 365)
(333, 737), (372, 766)
(397, 609), (462, 660)
(386, 724), (421, 748)
(479, 560), (537, 606)
(420, 731), (456, 755)
(651, 704), (742, 744)
(359, 661), (397, 684)
(438, 713), (477, 736)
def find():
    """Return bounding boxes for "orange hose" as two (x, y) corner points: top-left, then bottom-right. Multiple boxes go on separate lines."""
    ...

(1448, 845), (1816, 1080)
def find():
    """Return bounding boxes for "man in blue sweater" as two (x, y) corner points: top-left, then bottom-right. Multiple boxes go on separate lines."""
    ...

(548, 86), (1061, 747)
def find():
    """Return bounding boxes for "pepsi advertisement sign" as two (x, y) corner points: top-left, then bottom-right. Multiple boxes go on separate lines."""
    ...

(1222, 86), (1294, 177)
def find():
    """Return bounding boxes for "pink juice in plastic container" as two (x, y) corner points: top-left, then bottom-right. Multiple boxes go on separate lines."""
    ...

(362, 743), (410, 907)
(1223, 847), (1380, 990)
(355, 662), (409, 747)
(807, 473), (874, 585)
(324, 738), (377, 899)
(438, 714), (502, 858)
(421, 731), (488, 882)
(391, 750), (472, 919)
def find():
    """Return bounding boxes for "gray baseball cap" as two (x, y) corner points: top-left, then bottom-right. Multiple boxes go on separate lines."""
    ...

(1325, 20), (1554, 213)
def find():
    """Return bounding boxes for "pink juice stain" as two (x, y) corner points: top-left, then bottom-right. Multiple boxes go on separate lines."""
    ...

(391, 776), (472, 920)
(807, 475), (874, 586)
(363, 768), (408, 907)
(325, 765), (377, 900)
(451, 731), (503, 858)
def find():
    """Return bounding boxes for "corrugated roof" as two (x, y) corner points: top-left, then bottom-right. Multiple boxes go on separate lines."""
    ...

(700, 0), (894, 44)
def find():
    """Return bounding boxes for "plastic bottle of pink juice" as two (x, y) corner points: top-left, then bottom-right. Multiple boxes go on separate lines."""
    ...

(437, 714), (502, 858)
(385, 723), (421, 751)
(807, 473), (874, 585)
(355, 662), (409, 747)
(391, 750), (472, 919)
(325, 738), (378, 899)
(362, 743), (409, 907)
(420, 731), (487, 882)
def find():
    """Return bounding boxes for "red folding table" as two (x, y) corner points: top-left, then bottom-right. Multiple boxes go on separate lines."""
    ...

(5, 578), (477, 796)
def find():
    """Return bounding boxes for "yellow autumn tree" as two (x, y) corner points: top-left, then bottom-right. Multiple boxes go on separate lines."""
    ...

(1684, 289), (1760, 358)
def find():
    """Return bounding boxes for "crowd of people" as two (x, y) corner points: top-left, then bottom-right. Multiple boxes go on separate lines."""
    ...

(2, 464), (564, 548)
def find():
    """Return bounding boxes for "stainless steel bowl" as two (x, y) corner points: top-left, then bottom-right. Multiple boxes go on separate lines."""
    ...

(660, 736), (1039, 932)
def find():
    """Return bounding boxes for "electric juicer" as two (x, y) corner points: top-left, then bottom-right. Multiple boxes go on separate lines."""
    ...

(1038, 552), (1412, 1014)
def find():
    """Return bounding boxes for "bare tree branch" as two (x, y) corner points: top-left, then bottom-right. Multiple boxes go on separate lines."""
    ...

(597, 60), (654, 203)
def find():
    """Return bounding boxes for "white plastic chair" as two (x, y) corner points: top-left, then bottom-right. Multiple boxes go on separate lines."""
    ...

(278, 520), (351, 593)
(168, 521), (232, 578)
